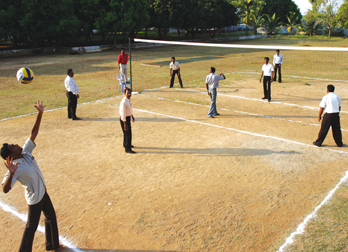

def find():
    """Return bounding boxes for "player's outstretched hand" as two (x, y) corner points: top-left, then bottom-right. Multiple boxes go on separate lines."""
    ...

(4, 157), (18, 174)
(34, 100), (46, 113)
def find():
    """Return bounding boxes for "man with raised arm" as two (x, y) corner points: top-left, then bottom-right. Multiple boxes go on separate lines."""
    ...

(1, 101), (64, 252)
(206, 67), (226, 118)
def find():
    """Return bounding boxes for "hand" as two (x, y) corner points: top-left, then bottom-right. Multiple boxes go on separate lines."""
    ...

(76, 94), (80, 99)
(270, 79), (273, 83)
(34, 100), (45, 113)
(124, 123), (128, 131)
(207, 91), (209, 96)
(259, 78), (262, 83)
(318, 117), (321, 122)
(132, 116), (135, 122)
(4, 157), (18, 174)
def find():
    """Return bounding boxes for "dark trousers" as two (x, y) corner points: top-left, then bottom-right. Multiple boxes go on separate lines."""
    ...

(263, 76), (271, 100)
(19, 192), (59, 252)
(66, 91), (77, 119)
(170, 70), (183, 87)
(314, 113), (343, 147)
(274, 64), (282, 82)
(120, 116), (132, 150)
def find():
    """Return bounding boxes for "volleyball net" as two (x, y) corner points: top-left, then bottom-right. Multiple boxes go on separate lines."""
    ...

(132, 38), (348, 88)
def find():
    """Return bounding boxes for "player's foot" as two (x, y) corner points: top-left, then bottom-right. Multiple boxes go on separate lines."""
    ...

(131, 145), (134, 148)
(214, 113), (220, 116)
(169, 86), (173, 88)
(181, 86), (183, 88)
(262, 97), (267, 99)
(337, 143), (343, 147)
(72, 117), (81, 120)
(268, 99), (271, 102)
(54, 244), (66, 251)
(313, 142), (321, 147)
(126, 149), (136, 154)
(207, 115), (214, 118)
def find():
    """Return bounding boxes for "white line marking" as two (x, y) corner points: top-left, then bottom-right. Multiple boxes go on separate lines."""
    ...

(277, 170), (348, 252)
(0, 201), (84, 252)
(139, 93), (348, 132)
(100, 100), (348, 155)
(134, 38), (348, 51)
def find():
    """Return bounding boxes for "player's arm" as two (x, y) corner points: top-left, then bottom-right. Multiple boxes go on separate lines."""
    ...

(2, 157), (18, 193)
(318, 107), (324, 122)
(271, 69), (274, 83)
(219, 73), (225, 79)
(30, 101), (46, 143)
(178, 68), (180, 76)
(260, 71), (264, 82)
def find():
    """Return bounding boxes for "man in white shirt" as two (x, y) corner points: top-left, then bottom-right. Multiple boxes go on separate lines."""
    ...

(64, 69), (80, 120)
(119, 87), (135, 153)
(206, 67), (226, 118)
(169, 57), (183, 88)
(1, 101), (64, 252)
(273, 49), (283, 83)
(313, 85), (343, 147)
(260, 57), (274, 102)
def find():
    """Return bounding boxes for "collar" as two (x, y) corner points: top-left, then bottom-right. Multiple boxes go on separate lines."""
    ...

(13, 157), (23, 164)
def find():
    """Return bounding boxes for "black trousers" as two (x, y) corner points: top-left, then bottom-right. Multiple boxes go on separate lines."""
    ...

(263, 76), (271, 100)
(274, 64), (282, 82)
(120, 116), (132, 150)
(170, 70), (183, 87)
(66, 91), (77, 119)
(314, 113), (343, 147)
(19, 192), (59, 252)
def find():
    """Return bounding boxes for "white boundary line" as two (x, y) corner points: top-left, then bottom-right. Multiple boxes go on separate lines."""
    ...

(0, 201), (84, 252)
(277, 171), (348, 252)
(139, 93), (348, 132)
(134, 38), (348, 52)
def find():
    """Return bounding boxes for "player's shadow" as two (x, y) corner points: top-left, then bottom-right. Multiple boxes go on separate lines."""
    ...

(134, 147), (300, 156)
(78, 250), (182, 252)
(81, 118), (120, 121)
(135, 117), (205, 122)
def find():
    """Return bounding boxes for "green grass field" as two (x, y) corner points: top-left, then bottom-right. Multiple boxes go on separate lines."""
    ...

(1, 35), (348, 251)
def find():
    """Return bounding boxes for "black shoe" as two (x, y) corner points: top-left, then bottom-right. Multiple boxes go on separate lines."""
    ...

(181, 86), (183, 88)
(169, 86), (173, 88)
(337, 143), (343, 147)
(279, 81), (282, 83)
(68, 117), (72, 119)
(72, 117), (81, 120)
(208, 115), (214, 118)
(125, 149), (136, 154)
(268, 99), (271, 102)
(214, 113), (220, 116)
(313, 142), (321, 147)
(262, 97), (267, 99)
(131, 145), (134, 148)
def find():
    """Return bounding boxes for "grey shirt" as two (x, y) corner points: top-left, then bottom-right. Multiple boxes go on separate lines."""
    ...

(2, 138), (46, 205)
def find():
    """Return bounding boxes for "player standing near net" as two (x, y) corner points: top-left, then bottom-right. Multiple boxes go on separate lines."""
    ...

(313, 85), (343, 147)
(120, 87), (136, 154)
(273, 50), (283, 83)
(65, 68), (81, 120)
(260, 57), (274, 102)
(169, 57), (183, 88)
(118, 48), (129, 84)
(206, 67), (226, 118)
(1, 101), (65, 252)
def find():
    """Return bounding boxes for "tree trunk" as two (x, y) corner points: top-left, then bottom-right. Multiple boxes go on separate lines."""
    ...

(145, 27), (148, 38)
(177, 28), (180, 37)
(328, 27), (331, 38)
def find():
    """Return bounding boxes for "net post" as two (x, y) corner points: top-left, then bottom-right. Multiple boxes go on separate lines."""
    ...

(129, 37), (132, 90)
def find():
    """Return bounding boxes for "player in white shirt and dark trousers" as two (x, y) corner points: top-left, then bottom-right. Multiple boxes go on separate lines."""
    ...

(260, 57), (274, 102)
(1, 101), (64, 252)
(64, 69), (80, 120)
(313, 85), (343, 147)
(120, 87), (135, 154)
(169, 57), (183, 88)
(273, 50), (283, 83)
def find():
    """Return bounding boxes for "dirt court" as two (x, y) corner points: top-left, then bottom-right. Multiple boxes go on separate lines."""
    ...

(1, 75), (348, 252)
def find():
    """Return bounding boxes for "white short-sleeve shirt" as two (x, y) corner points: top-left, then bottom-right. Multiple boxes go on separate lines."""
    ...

(319, 92), (341, 113)
(262, 63), (274, 76)
(2, 138), (46, 205)
(119, 97), (133, 121)
(169, 61), (180, 70)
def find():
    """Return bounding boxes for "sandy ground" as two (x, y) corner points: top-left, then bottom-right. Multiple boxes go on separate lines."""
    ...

(1, 77), (348, 252)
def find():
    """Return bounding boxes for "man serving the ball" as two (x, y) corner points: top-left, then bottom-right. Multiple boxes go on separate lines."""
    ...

(1, 101), (64, 252)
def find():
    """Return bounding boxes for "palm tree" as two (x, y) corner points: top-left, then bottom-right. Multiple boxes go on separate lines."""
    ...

(247, 4), (265, 35)
(264, 13), (279, 35)
(283, 11), (300, 35)
(232, 0), (255, 35)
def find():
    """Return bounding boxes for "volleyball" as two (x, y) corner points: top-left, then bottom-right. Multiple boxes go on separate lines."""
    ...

(16, 67), (34, 84)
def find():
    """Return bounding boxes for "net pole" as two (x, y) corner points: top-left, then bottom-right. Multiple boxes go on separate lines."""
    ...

(129, 37), (132, 90)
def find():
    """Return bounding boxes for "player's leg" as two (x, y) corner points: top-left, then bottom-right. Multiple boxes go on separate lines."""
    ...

(71, 93), (78, 119)
(41, 193), (60, 251)
(278, 65), (282, 83)
(331, 114), (343, 147)
(207, 88), (216, 117)
(268, 78), (271, 101)
(66, 91), (72, 119)
(19, 201), (43, 252)
(125, 116), (132, 151)
(170, 71), (176, 87)
(263, 77), (267, 99)
(314, 113), (331, 146)
(274, 65), (277, 82)
(178, 72), (183, 88)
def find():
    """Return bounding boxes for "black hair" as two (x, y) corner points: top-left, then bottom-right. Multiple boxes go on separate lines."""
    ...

(121, 48), (124, 51)
(211, 67), (216, 73)
(264, 57), (270, 61)
(276, 50), (280, 53)
(1, 143), (11, 160)
(124, 87), (132, 93)
(171, 57), (175, 60)
(67, 69), (73, 75)
(327, 85), (335, 92)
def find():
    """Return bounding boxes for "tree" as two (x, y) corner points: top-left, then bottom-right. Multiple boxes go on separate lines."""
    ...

(264, 13), (279, 35)
(338, 0), (348, 29)
(149, 0), (171, 39)
(247, 1), (265, 35)
(303, 9), (319, 36)
(262, 0), (302, 25)
(232, 0), (255, 35)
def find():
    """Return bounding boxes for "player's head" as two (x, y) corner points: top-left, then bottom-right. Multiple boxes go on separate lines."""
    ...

(276, 50), (280, 54)
(124, 87), (132, 98)
(210, 67), (216, 73)
(121, 48), (125, 54)
(327, 85), (335, 93)
(171, 57), (175, 62)
(1, 143), (22, 160)
(67, 69), (74, 77)
(264, 57), (269, 63)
